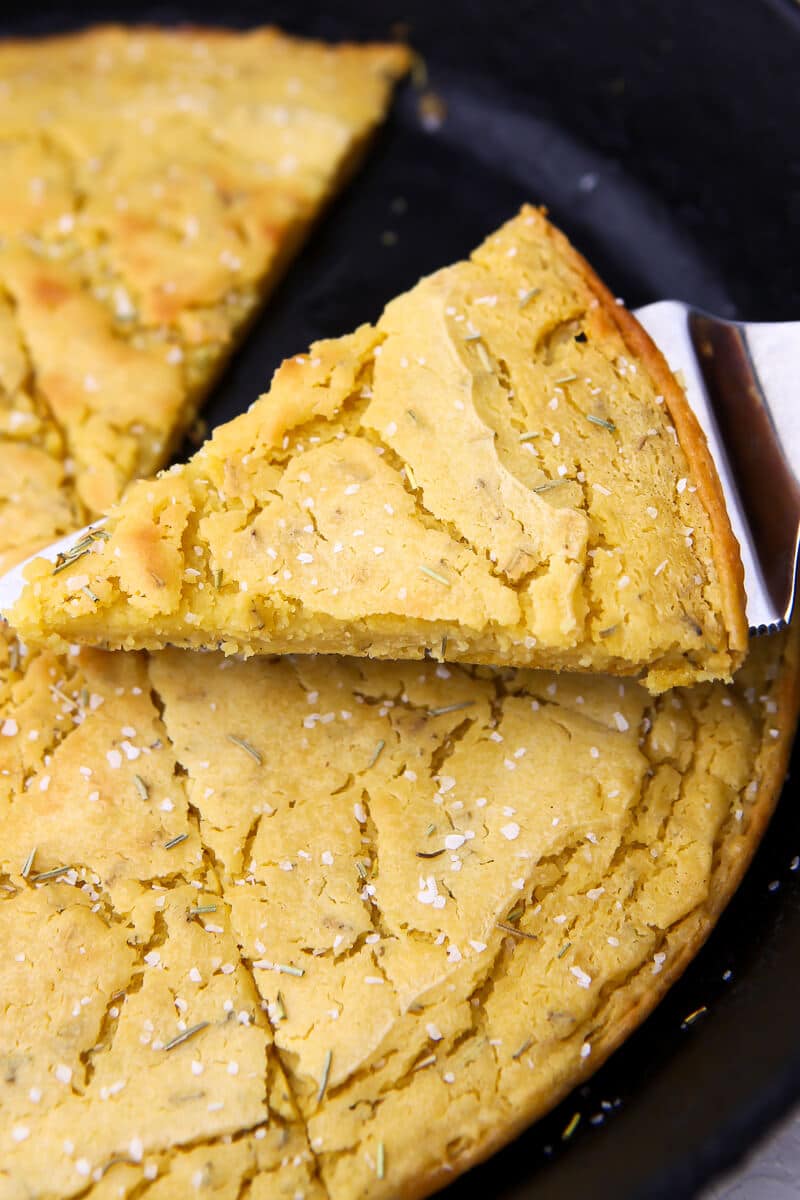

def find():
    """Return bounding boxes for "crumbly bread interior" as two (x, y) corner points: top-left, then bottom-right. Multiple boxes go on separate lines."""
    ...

(11, 208), (746, 691)
(0, 621), (795, 1199)
(0, 24), (409, 572)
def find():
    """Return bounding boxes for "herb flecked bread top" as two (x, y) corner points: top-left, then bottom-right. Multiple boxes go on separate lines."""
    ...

(9, 207), (748, 692)
(0, 624), (796, 1198)
(0, 24), (409, 571)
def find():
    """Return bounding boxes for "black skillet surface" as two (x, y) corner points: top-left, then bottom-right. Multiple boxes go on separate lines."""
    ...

(4, 1), (800, 1196)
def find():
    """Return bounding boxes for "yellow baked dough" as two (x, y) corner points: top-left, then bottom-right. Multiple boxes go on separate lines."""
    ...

(0, 24), (409, 572)
(0, 622), (795, 1199)
(10, 208), (746, 691)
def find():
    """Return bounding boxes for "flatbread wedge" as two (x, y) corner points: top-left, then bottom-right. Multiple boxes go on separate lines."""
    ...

(0, 619), (796, 1197)
(0, 23), (409, 572)
(9, 207), (747, 691)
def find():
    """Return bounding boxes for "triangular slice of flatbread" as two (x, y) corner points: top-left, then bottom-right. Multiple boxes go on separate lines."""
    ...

(0, 24), (409, 571)
(10, 207), (747, 691)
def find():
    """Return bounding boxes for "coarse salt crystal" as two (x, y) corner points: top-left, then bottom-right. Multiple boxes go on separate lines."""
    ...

(570, 966), (592, 989)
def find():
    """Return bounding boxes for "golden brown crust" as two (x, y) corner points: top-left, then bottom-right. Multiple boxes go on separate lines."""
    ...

(402, 626), (800, 1200)
(0, 22), (409, 571)
(11, 207), (746, 691)
(532, 205), (748, 661)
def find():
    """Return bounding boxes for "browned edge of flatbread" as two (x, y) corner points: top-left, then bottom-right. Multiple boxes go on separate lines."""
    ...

(525, 205), (748, 667)
(401, 621), (800, 1200)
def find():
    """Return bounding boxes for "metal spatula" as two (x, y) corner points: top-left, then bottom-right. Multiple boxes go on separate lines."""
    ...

(0, 301), (798, 633)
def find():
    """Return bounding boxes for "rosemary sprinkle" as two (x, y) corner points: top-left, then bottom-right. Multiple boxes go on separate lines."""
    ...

(189, 905), (217, 916)
(32, 865), (71, 882)
(518, 430), (539, 442)
(533, 479), (570, 493)
(164, 1021), (209, 1052)
(419, 565), (451, 587)
(133, 775), (149, 800)
(317, 1049), (332, 1105)
(416, 848), (446, 859)
(512, 1038), (533, 1060)
(226, 734), (262, 765)
(586, 414), (616, 432)
(21, 847), (36, 879)
(368, 740), (385, 768)
(428, 701), (475, 717)
(557, 942), (572, 959)
(274, 963), (304, 977)
(164, 833), (188, 850)
(496, 922), (537, 940)
(376, 1142), (386, 1180)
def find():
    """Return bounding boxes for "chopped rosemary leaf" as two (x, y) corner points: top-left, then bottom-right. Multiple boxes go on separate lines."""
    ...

(476, 343), (492, 372)
(164, 1021), (209, 1052)
(416, 848), (446, 859)
(562, 1112), (581, 1140)
(212, 569), (222, 589)
(463, 331), (481, 342)
(426, 823), (437, 837)
(32, 865), (71, 882)
(518, 287), (541, 307)
(275, 963), (304, 977)
(440, 634), (448, 659)
(21, 847), (36, 879)
(49, 683), (78, 711)
(557, 941), (572, 959)
(554, 373), (578, 384)
(368, 739), (385, 768)
(586, 414), (616, 432)
(81, 586), (99, 604)
(376, 1142), (386, 1180)
(681, 1006), (708, 1028)
(518, 430), (539, 442)
(428, 701), (475, 717)
(512, 1037), (532, 1060)
(53, 549), (91, 574)
(355, 861), (368, 879)
(275, 991), (287, 1021)
(533, 479), (570, 493)
(226, 734), (263, 765)
(506, 905), (524, 922)
(189, 904), (217, 916)
(317, 1049), (332, 1105)
(51, 527), (109, 575)
(133, 775), (149, 800)
(496, 922), (537, 940)
(406, 408), (418, 423)
(419, 564), (451, 587)
(164, 833), (188, 850)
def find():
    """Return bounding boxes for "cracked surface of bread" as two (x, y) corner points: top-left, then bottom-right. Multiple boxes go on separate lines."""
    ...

(12, 208), (746, 691)
(0, 618), (796, 1198)
(0, 24), (409, 572)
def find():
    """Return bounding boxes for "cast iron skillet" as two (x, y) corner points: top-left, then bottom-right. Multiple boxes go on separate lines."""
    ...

(4, 1), (800, 1196)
